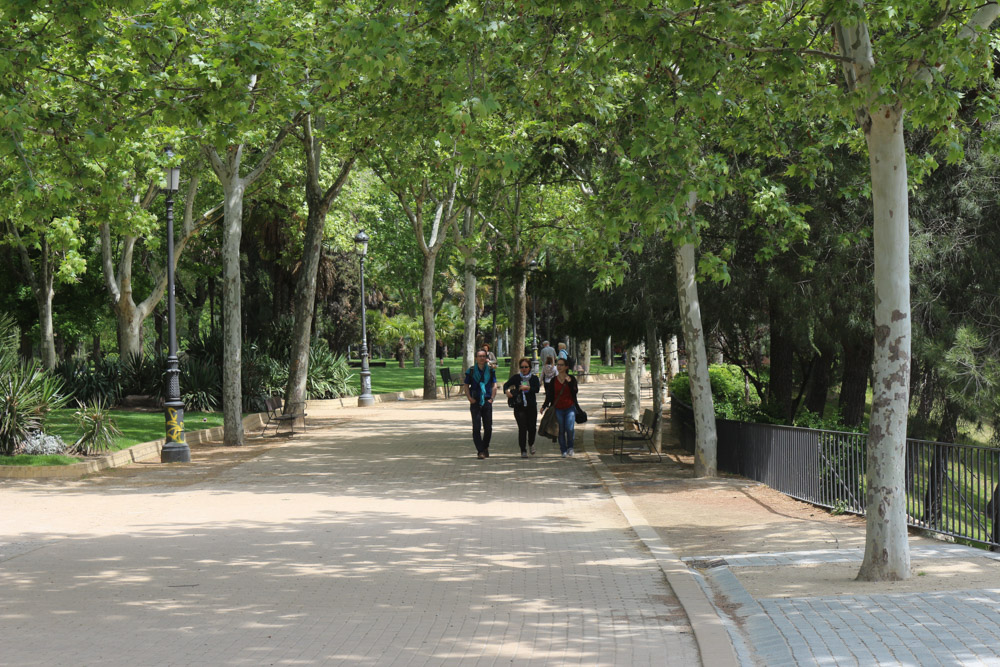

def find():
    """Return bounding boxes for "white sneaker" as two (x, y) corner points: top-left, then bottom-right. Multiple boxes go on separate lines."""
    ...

(567, 449), (575, 457)
(561, 452), (567, 458)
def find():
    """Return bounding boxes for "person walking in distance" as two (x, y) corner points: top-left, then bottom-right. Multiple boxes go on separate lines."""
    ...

(557, 341), (569, 360)
(539, 340), (556, 368)
(503, 357), (541, 457)
(541, 357), (579, 457)
(465, 349), (498, 459)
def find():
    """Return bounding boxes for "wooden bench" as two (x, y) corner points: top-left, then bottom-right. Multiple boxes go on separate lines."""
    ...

(613, 408), (662, 462)
(261, 396), (307, 436)
(440, 367), (464, 399)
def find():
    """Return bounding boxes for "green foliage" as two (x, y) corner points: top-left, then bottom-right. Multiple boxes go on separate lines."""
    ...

(121, 352), (165, 398)
(55, 357), (124, 406)
(181, 357), (222, 412)
(304, 346), (357, 400)
(0, 314), (69, 454)
(70, 399), (122, 456)
(0, 365), (45, 455)
(670, 364), (750, 420)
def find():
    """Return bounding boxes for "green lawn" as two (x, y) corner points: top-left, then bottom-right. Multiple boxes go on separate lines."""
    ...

(0, 454), (80, 466)
(45, 408), (226, 452)
(366, 356), (623, 394)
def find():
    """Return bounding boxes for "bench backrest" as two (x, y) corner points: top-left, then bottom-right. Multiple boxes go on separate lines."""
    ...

(641, 408), (655, 429)
(440, 367), (453, 383)
(265, 396), (283, 414)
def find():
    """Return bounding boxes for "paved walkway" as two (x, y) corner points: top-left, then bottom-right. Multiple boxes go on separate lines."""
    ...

(5, 379), (1000, 666)
(0, 382), (701, 666)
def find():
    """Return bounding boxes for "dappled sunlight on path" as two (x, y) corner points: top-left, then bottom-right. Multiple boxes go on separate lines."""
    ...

(0, 382), (699, 665)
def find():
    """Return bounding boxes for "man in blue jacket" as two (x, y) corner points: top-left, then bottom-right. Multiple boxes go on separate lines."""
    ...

(465, 349), (498, 459)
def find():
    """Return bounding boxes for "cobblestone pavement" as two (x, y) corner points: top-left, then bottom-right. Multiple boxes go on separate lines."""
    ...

(589, 383), (1000, 667)
(0, 388), (700, 666)
(692, 545), (1000, 666)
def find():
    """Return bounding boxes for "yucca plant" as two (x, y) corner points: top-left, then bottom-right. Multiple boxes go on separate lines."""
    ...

(182, 356), (221, 412)
(0, 315), (68, 454)
(306, 346), (356, 399)
(71, 399), (122, 456)
(0, 367), (45, 455)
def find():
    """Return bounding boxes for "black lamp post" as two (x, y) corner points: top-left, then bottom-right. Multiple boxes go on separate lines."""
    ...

(528, 259), (539, 372)
(161, 148), (189, 463)
(354, 230), (375, 407)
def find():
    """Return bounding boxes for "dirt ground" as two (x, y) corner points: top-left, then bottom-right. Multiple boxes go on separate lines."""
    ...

(589, 417), (1000, 599)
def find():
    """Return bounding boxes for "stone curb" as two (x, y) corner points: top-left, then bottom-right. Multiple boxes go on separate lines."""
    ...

(580, 430), (740, 667)
(2, 373), (628, 480)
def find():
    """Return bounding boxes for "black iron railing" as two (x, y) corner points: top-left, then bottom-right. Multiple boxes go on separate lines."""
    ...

(671, 398), (1000, 549)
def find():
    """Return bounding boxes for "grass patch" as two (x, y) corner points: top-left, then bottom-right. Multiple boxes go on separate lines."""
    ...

(44, 409), (226, 452)
(0, 454), (81, 466)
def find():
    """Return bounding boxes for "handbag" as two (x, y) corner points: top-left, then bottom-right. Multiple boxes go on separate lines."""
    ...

(508, 394), (518, 408)
(539, 408), (559, 439)
(539, 380), (570, 440)
(575, 402), (588, 424)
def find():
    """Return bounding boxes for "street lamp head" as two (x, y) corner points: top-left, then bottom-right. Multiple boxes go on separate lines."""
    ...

(163, 147), (180, 193)
(528, 259), (538, 271)
(354, 229), (369, 257)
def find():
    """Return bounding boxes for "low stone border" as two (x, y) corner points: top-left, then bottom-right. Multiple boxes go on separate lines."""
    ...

(1, 373), (630, 480)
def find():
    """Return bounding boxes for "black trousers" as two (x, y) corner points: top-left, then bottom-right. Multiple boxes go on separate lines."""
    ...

(470, 402), (493, 453)
(513, 405), (537, 452)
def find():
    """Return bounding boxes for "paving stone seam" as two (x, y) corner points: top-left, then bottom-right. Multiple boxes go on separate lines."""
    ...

(579, 434), (740, 667)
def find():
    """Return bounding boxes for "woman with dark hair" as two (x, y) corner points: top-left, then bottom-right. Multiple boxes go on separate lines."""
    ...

(504, 357), (541, 457)
(540, 357), (579, 457)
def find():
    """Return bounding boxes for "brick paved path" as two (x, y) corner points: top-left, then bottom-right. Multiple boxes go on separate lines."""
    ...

(0, 395), (699, 666)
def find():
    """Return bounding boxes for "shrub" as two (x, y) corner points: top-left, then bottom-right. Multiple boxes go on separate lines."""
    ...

(20, 432), (67, 456)
(669, 364), (750, 419)
(121, 351), (165, 398)
(306, 345), (357, 399)
(182, 357), (222, 412)
(0, 360), (69, 456)
(56, 357), (123, 405)
(71, 399), (122, 456)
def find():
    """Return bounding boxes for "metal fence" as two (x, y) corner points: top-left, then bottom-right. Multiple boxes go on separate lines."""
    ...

(672, 398), (1000, 549)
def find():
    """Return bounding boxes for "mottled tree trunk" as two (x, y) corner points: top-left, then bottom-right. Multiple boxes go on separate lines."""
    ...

(580, 338), (591, 375)
(36, 281), (56, 370)
(419, 257), (438, 397)
(647, 322), (664, 452)
(667, 334), (680, 382)
(512, 273), (527, 368)
(284, 125), (354, 413)
(675, 238), (717, 477)
(857, 107), (911, 582)
(220, 179), (246, 446)
(462, 257), (477, 374)
(623, 343), (644, 424)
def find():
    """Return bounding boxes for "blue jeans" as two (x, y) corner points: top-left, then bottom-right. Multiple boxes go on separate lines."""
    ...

(555, 407), (576, 453)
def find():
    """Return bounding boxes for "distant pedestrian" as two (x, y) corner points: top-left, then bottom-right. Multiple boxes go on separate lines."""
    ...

(503, 357), (541, 457)
(540, 355), (557, 401)
(541, 357), (578, 457)
(465, 349), (498, 459)
(557, 342), (569, 360)
(482, 343), (498, 369)
(539, 340), (556, 367)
